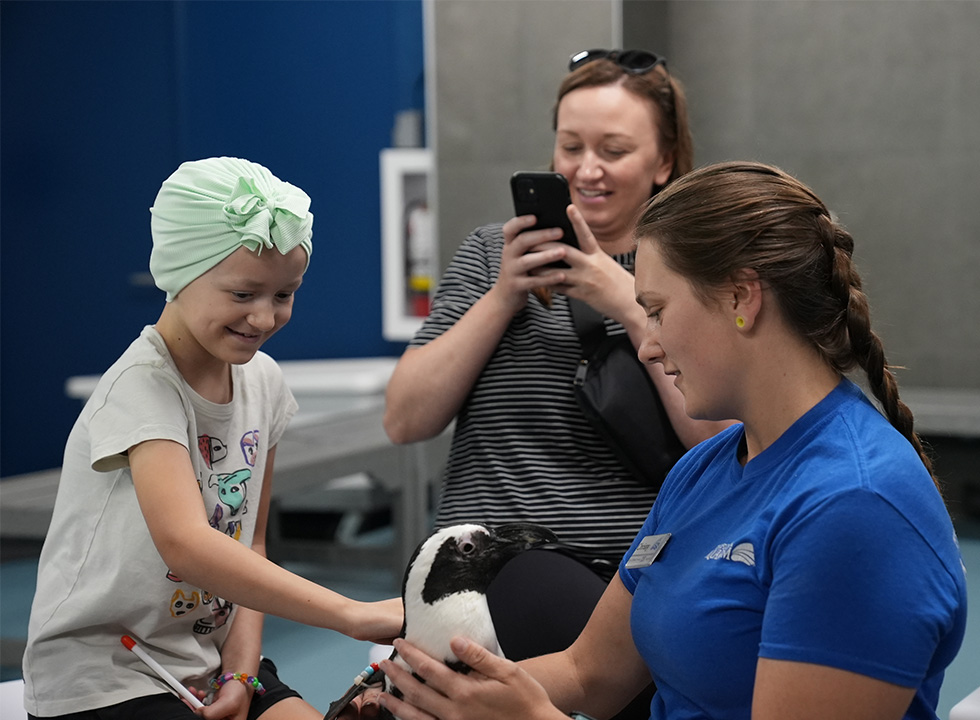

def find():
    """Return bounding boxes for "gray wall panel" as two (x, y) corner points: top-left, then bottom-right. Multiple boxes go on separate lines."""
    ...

(626, 0), (980, 390)
(430, 0), (616, 274)
(432, 0), (979, 390)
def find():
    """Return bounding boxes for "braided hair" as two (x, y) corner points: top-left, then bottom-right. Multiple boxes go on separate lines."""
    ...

(635, 161), (939, 493)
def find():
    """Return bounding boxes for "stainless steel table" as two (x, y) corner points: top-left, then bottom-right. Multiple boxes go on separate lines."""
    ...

(269, 392), (451, 573)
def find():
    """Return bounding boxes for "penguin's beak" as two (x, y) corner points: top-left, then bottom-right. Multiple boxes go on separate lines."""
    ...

(491, 522), (558, 550)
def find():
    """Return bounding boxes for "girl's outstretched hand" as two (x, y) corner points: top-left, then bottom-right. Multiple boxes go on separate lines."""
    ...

(377, 637), (564, 720)
(348, 597), (404, 644)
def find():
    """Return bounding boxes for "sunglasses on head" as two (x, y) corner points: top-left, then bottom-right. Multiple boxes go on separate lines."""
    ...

(568, 49), (667, 75)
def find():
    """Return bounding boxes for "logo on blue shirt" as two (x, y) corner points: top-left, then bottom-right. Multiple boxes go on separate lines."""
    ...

(706, 542), (756, 566)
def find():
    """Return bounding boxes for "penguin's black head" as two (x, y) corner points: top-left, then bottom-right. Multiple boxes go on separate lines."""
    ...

(403, 522), (557, 606)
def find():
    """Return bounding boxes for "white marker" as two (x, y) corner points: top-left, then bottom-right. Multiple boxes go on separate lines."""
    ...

(120, 634), (205, 709)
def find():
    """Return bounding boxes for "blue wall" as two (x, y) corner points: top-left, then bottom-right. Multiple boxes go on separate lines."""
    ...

(0, 1), (422, 476)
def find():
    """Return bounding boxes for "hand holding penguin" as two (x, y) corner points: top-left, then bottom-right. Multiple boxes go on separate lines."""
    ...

(377, 635), (564, 720)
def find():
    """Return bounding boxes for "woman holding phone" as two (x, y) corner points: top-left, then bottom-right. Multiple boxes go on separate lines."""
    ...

(382, 50), (731, 689)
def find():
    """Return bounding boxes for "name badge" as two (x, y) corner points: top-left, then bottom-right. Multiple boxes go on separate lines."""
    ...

(625, 533), (671, 569)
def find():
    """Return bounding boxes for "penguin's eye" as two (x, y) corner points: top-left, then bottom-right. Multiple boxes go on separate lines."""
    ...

(457, 539), (476, 555)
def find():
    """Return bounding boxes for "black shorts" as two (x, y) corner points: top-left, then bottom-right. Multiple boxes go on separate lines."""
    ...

(28, 657), (301, 720)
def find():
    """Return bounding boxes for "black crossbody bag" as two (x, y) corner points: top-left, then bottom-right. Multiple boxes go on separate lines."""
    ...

(569, 298), (685, 490)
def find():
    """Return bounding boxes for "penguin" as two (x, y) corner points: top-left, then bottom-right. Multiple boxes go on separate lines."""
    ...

(394, 522), (558, 673)
(323, 522), (557, 720)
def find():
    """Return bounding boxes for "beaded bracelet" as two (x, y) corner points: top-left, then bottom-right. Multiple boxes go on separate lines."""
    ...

(210, 671), (266, 696)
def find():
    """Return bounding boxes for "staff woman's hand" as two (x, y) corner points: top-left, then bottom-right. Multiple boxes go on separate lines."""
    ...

(377, 638), (566, 720)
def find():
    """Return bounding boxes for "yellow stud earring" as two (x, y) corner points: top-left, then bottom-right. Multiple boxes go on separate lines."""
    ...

(735, 316), (746, 328)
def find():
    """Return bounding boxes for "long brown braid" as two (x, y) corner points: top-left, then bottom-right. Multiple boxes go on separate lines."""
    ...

(635, 161), (940, 493)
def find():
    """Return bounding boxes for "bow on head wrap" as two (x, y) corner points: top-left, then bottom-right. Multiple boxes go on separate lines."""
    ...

(149, 157), (314, 301)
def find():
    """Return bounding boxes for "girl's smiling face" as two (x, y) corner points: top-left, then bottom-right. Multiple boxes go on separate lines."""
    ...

(553, 83), (673, 249)
(634, 240), (736, 421)
(169, 245), (307, 368)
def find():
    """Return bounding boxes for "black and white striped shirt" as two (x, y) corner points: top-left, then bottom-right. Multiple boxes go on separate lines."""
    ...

(412, 224), (660, 575)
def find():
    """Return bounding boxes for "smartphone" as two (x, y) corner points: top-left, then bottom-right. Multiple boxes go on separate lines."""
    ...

(510, 171), (579, 249)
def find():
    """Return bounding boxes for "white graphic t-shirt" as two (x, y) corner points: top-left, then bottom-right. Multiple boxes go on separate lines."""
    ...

(23, 326), (297, 716)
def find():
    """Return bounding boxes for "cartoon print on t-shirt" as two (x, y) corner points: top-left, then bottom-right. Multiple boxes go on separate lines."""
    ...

(240, 430), (259, 467)
(193, 596), (233, 635)
(198, 434), (228, 469)
(208, 468), (250, 517)
(208, 502), (223, 530)
(170, 588), (201, 618)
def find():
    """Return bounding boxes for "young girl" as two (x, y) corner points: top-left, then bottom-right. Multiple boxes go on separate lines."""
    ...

(23, 157), (402, 720)
(372, 162), (967, 720)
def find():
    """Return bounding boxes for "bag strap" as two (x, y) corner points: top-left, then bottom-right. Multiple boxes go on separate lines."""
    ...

(568, 297), (607, 355)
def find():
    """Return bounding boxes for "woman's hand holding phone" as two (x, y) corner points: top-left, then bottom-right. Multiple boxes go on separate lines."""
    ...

(503, 170), (640, 326)
(490, 214), (570, 315)
(516, 202), (642, 331)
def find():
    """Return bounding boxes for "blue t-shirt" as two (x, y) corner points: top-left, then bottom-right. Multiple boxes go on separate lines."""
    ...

(620, 379), (967, 720)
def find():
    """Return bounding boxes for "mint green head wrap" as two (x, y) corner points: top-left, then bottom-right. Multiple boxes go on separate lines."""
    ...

(150, 157), (314, 301)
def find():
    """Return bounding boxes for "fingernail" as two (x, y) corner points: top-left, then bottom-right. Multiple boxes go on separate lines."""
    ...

(450, 636), (470, 653)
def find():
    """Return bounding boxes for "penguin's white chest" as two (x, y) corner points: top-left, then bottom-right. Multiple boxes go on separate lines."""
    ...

(402, 589), (502, 664)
